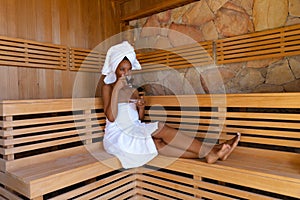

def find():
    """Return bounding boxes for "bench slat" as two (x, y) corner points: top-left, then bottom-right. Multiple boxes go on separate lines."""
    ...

(1, 113), (105, 128)
(140, 169), (274, 200)
(74, 175), (136, 200)
(226, 112), (300, 121)
(137, 180), (200, 200)
(224, 119), (300, 129)
(0, 186), (23, 200)
(49, 170), (134, 200)
(223, 127), (299, 138)
(1, 94), (299, 199)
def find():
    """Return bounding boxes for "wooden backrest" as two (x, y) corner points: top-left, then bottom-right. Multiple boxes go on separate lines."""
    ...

(136, 41), (214, 72)
(0, 98), (105, 172)
(0, 35), (67, 70)
(69, 47), (105, 72)
(144, 93), (300, 153)
(1, 93), (299, 172)
(216, 24), (300, 64)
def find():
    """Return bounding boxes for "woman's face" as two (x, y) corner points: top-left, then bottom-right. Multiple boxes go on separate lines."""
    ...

(115, 59), (132, 80)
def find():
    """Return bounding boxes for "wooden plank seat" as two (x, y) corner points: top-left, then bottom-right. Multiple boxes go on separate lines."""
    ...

(1, 93), (300, 199)
(0, 98), (129, 200)
(139, 93), (300, 199)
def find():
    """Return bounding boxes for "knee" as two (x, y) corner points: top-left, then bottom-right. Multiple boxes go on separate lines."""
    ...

(153, 122), (169, 138)
(153, 139), (165, 150)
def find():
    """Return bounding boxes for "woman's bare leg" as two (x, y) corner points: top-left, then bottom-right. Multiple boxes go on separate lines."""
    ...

(153, 138), (198, 158)
(153, 123), (218, 158)
(152, 123), (240, 163)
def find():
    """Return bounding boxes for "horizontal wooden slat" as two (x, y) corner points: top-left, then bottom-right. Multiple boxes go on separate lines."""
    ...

(73, 175), (136, 200)
(136, 179), (198, 200)
(48, 170), (135, 200)
(136, 41), (214, 72)
(137, 172), (271, 200)
(145, 93), (300, 152)
(1, 93), (300, 199)
(69, 48), (104, 72)
(2, 120), (96, 137)
(225, 119), (300, 129)
(0, 24), (299, 73)
(240, 136), (300, 148)
(0, 98), (103, 116)
(1, 127), (104, 147)
(0, 185), (23, 200)
(146, 93), (300, 108)
(216, 24), (300, 64)
(145, 110), (215, 118)
(1, 113), (105, 129)
(138, 168), (277, 200)
(226, 112), (300, 121)
(0, 35), (67, 70)
(146, 116), (218, 124)
(223, 127), (299, 139)
(0, 98), (105, 162)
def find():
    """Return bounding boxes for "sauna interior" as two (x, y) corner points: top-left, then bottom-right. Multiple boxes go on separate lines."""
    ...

(0, 0), (300, 199)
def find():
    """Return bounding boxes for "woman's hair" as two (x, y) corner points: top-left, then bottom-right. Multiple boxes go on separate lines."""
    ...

(123, 56), (129, 61)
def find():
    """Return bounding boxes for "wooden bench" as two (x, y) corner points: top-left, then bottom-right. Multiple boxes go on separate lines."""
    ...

(1, 93), (300, 199)
(139, 93), (300, 199)
(0, 98), (132, 200)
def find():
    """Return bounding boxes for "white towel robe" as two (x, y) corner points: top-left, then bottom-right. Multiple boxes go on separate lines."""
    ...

(103, 103), (158, 169)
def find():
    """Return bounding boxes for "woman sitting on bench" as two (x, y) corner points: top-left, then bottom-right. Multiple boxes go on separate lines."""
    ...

(101, 41), (240, 169)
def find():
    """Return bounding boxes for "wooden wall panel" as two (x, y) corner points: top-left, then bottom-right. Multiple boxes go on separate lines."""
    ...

(0, 0), (120, 100)
(0, 0), (120, 48)
(118, 0), (197, 22)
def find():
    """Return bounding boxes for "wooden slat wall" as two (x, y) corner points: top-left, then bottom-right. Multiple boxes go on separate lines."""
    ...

(0, 0), (120, 101)
(216, 24), (300, 64)
(70, 48), (105, 72)
(0, 35), (67, 70)
(0, 98), (105, 172)
(137, 167), (275, 200)
(0, 0), (120, 49)
(136, 41), (214, 72)
(1, 23), (300, 100)
(137, 24), (300, 70)
(48, 170), (136, 200)
(144, 93), (300, 150)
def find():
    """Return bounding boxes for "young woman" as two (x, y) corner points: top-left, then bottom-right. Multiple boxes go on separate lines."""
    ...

(101, 41), (240, 169)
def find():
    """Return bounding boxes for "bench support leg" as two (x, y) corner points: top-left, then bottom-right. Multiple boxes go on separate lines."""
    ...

(4, 116), (14, 161)
(194, 175), (202, 198)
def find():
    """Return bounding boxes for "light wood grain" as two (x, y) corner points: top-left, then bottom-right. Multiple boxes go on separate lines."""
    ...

(1, 94), (300, 199)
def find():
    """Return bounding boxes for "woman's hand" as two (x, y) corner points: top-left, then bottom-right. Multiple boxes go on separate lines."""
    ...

(136, 96), (145, 108)
(114, 75), (127, 90)
(137, 96), (145, 120)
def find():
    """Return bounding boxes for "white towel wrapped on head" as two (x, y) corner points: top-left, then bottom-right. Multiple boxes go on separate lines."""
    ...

(101, 41), (141, 84)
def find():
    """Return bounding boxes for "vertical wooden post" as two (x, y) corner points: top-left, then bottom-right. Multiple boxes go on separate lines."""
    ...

(134, 168), (143, 198)
(3, 116), (15, 194)
(193, 175), (202, 198)
(84, 109), (92, 145)
(4, 116), (14, 161)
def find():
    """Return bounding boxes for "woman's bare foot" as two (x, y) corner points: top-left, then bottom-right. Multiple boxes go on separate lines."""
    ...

(219, 132), (241, 161)
(205, 143), (230, 164)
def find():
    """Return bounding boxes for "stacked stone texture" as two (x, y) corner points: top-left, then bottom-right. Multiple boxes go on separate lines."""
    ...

(129, 0), (300, 94)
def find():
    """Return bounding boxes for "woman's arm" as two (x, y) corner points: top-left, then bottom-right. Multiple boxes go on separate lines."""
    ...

(102, 77), (125, 122)
(136, 93), (145, 121)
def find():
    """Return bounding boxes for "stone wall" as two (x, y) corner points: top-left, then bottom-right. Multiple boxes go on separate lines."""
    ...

(127, 0), (300, 95)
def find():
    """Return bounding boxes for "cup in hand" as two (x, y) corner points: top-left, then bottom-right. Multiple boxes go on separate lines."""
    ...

(125, 73), (134, 88)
